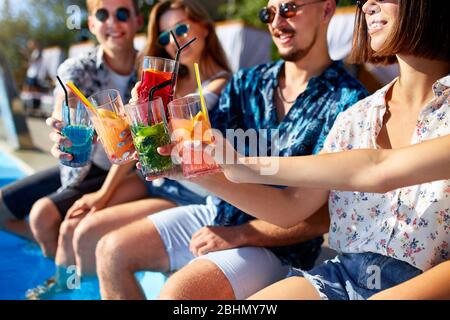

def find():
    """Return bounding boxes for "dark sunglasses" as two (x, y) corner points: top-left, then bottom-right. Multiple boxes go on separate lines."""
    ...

(95, 7), (131, 23)
(356, 0), (368, 9)
(259, 0), (325, 24)
(158, 23), (190, 47)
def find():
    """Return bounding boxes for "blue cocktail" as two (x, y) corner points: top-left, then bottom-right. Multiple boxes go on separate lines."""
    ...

(60, 97), (94, 168)
(60, 125), (94, 167)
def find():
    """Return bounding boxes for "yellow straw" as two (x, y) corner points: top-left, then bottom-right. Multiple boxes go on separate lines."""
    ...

(194, 63), (208, 120)
(66, 81), (97, 115)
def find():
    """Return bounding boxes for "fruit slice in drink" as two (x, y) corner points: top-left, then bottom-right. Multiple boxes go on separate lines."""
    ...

(91, 109), (133, 164)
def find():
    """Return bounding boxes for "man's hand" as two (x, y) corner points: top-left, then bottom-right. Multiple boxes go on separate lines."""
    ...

(46, 117), (73, 161)
(189, 226), (245, 257)
(66, 191), (110, 219)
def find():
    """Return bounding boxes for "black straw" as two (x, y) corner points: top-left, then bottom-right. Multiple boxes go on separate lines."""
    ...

(148, 80), (172, 126)
(57, 75), (70, 125)
(169, 35), (197, 99)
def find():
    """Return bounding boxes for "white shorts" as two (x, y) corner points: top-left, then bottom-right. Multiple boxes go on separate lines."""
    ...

(148, 197), (291, 299)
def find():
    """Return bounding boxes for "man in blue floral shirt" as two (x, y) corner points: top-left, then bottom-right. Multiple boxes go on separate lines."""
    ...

(96, 0), (368, 300)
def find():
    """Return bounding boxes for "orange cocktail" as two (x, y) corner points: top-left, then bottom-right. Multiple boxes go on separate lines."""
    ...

(168, 96), (221, 178)
(87, 89), (134, 165)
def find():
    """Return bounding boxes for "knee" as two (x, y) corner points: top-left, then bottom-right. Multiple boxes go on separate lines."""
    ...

(29, 198), (60, 237)
(73, 217), (99, 256)
(96, 232), (127, 273)
(159, 279), (185, 300)
(58, 219), (79, 244)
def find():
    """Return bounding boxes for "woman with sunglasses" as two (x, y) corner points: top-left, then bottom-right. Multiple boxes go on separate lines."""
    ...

(139, 0), (231, 106)
(178, 0), (450, 300)
(34, 0), (232, 285)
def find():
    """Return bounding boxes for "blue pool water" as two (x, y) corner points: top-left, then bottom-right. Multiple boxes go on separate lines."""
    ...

(0, 149), (26, 188)
(0, 149), (166, 300)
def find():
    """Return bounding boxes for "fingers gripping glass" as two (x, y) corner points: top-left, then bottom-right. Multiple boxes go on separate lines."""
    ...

(95, 7), (131, 23)
(158, 23), (190, 47)
(259, 0), (325, 24)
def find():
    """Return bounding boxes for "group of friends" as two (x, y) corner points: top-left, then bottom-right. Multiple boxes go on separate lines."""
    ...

(0, 0), (449, 300)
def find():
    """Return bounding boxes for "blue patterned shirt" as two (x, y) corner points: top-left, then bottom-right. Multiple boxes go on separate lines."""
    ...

(209, 60), (368, 269)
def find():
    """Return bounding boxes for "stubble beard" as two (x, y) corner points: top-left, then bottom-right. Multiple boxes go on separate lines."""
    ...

(279, 28), (319, 62)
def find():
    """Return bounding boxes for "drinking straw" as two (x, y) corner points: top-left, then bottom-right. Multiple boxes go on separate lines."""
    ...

(66, 81), (98, 116)
(168, 31), (197, 99)
(148, 80), (172, 126)
(149, 80), (172, 103)
(194, 63), (208, 120)
(56, 75), (70, 125)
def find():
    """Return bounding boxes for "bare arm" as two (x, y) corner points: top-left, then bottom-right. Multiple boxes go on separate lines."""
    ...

(188, 203), (330, 256)
(370, 260), (450, 300)
(194, 173), (329, 228)
(238, 204), (330, 247)
(225, 135), (450, 193)
(96, 161), (136, 201)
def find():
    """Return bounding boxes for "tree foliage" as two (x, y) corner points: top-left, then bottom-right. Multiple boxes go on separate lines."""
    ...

(219, 0), (355, 28)
(1, 0), (153, 87)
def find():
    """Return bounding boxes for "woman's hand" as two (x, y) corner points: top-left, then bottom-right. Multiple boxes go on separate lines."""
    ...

(130, 81), (141, 103)
(66, 191), (110, 219)
(46, 117), (73, 162)
(134, 146), (185, 181)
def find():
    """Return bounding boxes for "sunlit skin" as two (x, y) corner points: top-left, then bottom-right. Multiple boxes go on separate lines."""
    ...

(87, 0), (143, 68)
(267, 0), (327, 62)
(362, 0), (399, 52)
(157, 9), (212, 98)
(159, 9), (208, 66)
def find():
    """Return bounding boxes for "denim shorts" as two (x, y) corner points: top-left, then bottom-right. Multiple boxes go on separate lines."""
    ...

(145, 178), (207, 207)
(289, 252), (422, 300)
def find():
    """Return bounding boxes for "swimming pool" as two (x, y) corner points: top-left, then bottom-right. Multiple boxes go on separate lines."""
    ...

(0, 149), (166, 300)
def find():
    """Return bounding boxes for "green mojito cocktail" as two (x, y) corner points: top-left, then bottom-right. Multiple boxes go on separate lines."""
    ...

(124, 97), (174, 178)
(131, 122), (173, 177)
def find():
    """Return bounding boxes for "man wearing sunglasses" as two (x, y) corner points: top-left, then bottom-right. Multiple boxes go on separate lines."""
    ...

(0, 0), (144, 278)
(94, 0), (368, 301)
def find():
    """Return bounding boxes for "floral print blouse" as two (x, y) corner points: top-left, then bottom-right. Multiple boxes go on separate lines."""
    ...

(323, 75), (450, 271)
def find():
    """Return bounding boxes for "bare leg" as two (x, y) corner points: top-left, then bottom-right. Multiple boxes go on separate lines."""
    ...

(96, 218), (170, 300)
(248, 277), (321, 300)
(73, 197), (175, 275)
(28, 197), (63, 258)
(159, 260), (235, 300)
(56, 173), (150, 271)
(0, 190), (35, 240)
(54, 214), (86, 268)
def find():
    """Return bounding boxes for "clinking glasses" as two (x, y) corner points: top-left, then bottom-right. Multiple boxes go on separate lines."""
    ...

(158, 23), (190, 47)
(95, 7), (131, 23)
(259, 0), (325, 24)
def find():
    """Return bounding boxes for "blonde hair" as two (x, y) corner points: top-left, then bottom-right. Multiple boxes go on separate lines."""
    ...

(86, 0), (139, 15)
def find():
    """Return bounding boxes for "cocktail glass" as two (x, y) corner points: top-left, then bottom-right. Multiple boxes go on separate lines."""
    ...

(138, 56), (179, 108)
(87, 89), (133, 165)
(124, 97), (173, 178)
(60, 97), (94, 168)
(168, 95), (221, 179)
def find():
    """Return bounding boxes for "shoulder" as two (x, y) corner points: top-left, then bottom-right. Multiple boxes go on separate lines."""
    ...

(231, 61), (281, 82)
(327, 61), (368, 99)
(57, 49), (99, 80)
